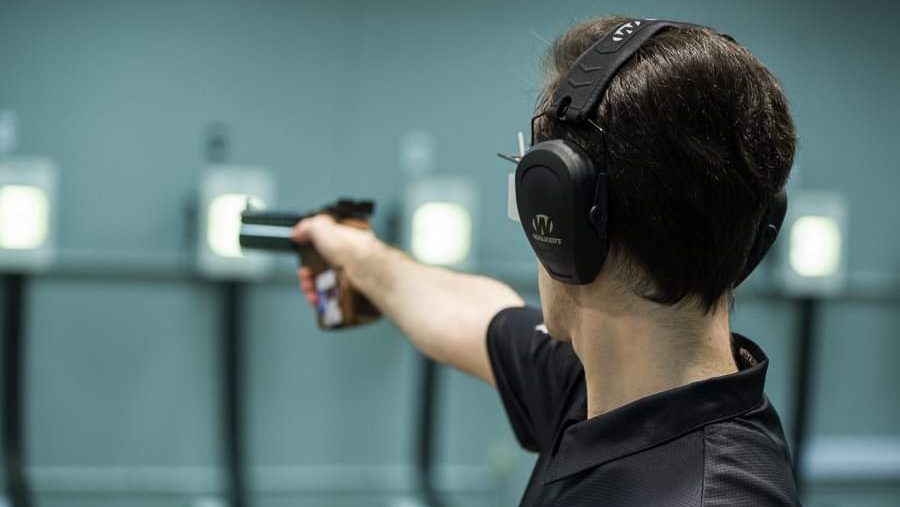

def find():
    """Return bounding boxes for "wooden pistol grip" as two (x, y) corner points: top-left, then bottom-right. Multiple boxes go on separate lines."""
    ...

(298, 216), (381, 330)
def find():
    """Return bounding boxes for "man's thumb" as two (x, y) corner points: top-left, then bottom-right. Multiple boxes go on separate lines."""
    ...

(291, 214), (335, 244)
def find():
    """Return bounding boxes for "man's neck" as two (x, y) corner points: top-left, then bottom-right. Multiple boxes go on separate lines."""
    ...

(569, 300), (737, 419)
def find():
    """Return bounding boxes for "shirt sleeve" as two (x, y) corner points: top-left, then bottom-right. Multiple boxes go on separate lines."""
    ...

(486, 306), (583, 452)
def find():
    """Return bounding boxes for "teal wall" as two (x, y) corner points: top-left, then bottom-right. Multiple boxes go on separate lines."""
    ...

(0, 0), (898, 506)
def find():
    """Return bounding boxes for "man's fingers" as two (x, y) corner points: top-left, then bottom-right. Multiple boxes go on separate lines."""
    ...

(297, 267), (318, 307)
(291, 214), (336, 244)
(300, 275), (314, 293)
(299, 266), (313, 286)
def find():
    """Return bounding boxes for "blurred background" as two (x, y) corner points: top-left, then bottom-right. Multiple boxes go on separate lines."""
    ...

(0, 0), (898, 506)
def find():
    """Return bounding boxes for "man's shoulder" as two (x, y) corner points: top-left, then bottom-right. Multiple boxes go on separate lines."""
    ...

(547, 411), (799, 507)
(489, 306), (545, 337)
(701, 398), (799, 506)
(486, 305), (584, 452)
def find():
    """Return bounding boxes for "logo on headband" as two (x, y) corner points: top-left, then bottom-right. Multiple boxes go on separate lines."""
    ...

(612, 20), (643, 42)
(532, 214), (563, 245)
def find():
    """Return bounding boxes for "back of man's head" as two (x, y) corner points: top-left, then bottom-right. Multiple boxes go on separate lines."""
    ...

(535, 16), (796, 312)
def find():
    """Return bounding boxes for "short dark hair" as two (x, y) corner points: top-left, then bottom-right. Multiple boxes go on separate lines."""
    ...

(535, 16), (797, 311)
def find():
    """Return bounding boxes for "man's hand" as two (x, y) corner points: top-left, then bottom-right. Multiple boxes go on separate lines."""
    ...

(292, 214), (373, 307)
(290, 213), (524, 385)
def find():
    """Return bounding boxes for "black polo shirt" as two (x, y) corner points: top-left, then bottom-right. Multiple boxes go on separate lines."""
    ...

(487, 306), (800, 507)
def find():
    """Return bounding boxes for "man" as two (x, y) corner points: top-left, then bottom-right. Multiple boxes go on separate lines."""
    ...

(293, 15), (799, 506)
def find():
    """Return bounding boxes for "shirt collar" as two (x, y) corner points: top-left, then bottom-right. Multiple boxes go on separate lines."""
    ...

(544, 333), (769, 484)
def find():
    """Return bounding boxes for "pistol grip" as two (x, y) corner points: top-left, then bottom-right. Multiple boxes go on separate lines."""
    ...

(296, 219), (380, 330)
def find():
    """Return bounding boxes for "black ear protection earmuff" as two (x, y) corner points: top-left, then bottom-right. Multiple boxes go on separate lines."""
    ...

(514, 18), (787, 286)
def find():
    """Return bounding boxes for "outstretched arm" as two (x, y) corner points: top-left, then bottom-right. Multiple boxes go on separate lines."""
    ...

(292, 214), (524, 385)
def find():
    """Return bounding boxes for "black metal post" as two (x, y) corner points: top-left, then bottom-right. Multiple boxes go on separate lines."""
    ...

(415, 356), (446, 507)
(2, 273), (32, 507)
(221, 280), (248, 507)
(791, 296), (819, 491)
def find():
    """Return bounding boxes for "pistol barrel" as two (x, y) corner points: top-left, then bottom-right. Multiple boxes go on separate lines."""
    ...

(238, 199), (374, 253)
(239, 210), (305, 251)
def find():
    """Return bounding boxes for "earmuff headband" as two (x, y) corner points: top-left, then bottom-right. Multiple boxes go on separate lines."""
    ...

(551, 20), (697, 124)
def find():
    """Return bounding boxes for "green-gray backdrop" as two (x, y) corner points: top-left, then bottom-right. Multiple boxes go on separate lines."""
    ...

(0, 1), (898, 506)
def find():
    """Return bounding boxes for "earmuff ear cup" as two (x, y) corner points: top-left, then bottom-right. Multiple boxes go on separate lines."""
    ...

(735, 189), (788, 286)
(515, 140), (609, 284)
